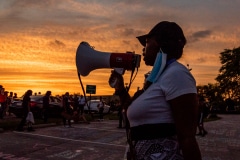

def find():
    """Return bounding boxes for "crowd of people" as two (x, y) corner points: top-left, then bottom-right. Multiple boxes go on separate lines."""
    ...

(0, 85), (18, 119)
(0, 84), (94, 130)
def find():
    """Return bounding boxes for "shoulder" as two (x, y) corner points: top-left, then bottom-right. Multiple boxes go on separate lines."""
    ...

(164, 61), (191, 76)
(159, 61), (197, 100)
(160, 61), (196, 84)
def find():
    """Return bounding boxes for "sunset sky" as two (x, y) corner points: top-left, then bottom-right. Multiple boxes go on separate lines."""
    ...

(1, 0), (240, 96)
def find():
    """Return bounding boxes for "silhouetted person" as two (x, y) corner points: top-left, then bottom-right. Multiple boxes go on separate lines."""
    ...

(13, 93), (18, 99)
(78, 95), (85, 115)
(78, 95), (89, 123)
(97, 96), (104, 121)
(6, 91), (13, 116)
(196, 96), (208, 137)
(16, 90), (34, 131)
(62, 92), (72, 127)
(0, 86), (6, 119)
(43, 91), (51, 123)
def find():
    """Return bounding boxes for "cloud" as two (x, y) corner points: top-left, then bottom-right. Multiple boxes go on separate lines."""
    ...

(190, 30), (212, 42)
(11, 0), (58, 8)
(192, 30), (212, 39)
(1, 0), (240, 96)
(49, 39), (66, 48)
(196, 57), (207, 63)
(121, 28), (135, 36)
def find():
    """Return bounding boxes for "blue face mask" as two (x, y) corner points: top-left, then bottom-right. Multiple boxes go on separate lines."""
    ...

(146, 49), (167, 83)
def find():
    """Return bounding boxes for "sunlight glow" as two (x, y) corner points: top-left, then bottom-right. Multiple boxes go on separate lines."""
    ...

(1, 0), (240, 97)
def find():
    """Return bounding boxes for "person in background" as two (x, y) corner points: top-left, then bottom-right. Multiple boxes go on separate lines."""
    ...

(73, 94), (79, 113)
(13, 93), (18, 99)
(196, 95), (208, 137)
(97, 96), (104, 121)
(42, 91), (51, 123)
(0, 86), (7, 119)
(78, 95), (85, 115)
(62, 92), (72, 127)
(16, 90), (34, 132)
(109, 21), (202, 160)
(7, 92), (14, 116)
(78, 95), (89, 123)
(3, 91), (9, 116)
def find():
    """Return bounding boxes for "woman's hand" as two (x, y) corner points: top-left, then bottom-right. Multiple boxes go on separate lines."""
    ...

(108, 70), (125, 90)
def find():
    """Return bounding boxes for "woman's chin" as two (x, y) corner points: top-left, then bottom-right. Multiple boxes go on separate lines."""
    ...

(144, 60), (154, 66)
(144, 58), (154, 66)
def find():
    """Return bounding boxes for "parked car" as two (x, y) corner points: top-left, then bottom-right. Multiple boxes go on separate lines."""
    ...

(84, 100), (110, 114)
(9, 95), (63, 119)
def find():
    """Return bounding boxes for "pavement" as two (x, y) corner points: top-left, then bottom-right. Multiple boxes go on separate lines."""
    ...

(1, 114), (240, 160)
(0, 114), (58, 133)
(196, 114), (240, 160)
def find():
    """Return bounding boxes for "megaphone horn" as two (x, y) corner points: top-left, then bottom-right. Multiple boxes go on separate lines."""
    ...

(76, 42), (141, 76)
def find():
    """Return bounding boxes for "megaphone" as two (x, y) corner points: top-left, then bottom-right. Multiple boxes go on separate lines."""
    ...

(76, 42), (141, 76)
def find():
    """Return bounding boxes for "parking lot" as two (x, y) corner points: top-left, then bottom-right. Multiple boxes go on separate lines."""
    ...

(0, 114), (240, 160)
(0, 120), (127, 160)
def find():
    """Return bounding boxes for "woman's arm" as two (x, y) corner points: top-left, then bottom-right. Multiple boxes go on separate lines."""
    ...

(169, 93), (202, 160)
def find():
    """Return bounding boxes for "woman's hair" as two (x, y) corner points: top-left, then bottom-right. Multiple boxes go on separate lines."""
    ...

(25, 90), (32, 97)
(46, 91), (51, 96)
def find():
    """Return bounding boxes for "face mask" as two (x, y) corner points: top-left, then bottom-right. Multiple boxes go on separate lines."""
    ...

(146, 49), (167, 83)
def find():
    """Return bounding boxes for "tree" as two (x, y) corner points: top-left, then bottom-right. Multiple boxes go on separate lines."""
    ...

(215, 47), (240, 101)
(197, 83), (227, 113)
(197, 83), (223, 103)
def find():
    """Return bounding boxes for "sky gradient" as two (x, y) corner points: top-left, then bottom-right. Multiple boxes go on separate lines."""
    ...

(1, 0), (240, 96)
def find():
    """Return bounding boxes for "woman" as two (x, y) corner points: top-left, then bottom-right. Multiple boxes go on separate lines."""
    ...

(62, 92), (72, 127)
(109, 21), (202, 160)
(16, 89), (34, 131)
(42, 90), (51, 123)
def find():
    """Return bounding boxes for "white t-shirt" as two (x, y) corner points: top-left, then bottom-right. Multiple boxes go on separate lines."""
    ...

(127, 61), (197, 127)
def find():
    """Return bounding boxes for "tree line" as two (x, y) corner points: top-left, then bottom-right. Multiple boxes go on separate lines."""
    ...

(197, 46), (240, 112)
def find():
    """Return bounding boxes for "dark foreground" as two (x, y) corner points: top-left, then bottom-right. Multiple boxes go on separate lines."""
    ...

(0, 114), (240, 160)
